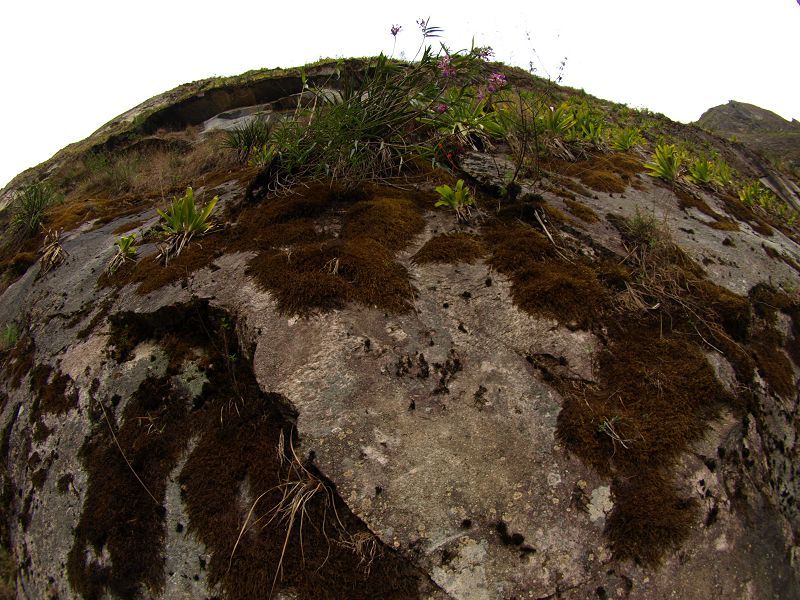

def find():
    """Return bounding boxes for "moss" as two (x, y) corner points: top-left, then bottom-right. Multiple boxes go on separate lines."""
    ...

(548, 156), (630, 194)
(557, 176), (593, 198)
(605, 473), (696, 567)
(605, 152), (645, 178)
(749, 283), (793, 323)
(78, 300), (429, 599)
(691, 280), (751, 342)
(100, 184), (425, 316)
(484, 223), (605, 328)
(707, 218), (740, 231)
(68, 375), (192, 599)
(751, 327), (796, 398)
(112, 217), (151, 235)
(719, 194), (774, 236)
(247, 238), (414, 315)
(577, 169), (626, 194)
(484, 223), (554, 269)
(1, 335), (35, 390)
(510, 261), (606, 328)
(595, 261), (632, 291)
(47, 196), (150, 234)
(6, 252), (38, 277)
(340, 198), (425, 253)
(29, 365), (79, 416)
(556, 320), (731, 563)
(411, 233), (486, 265)
(564, 199), (599, 223)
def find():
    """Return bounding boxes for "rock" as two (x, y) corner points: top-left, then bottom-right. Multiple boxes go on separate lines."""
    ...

(0, 62), (799, 600)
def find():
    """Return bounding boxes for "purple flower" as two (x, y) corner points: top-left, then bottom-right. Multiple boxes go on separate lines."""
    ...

(435, 103), (448, 114)
(390, 24), (402, 37)
(438, 55), (456, 78)
(488, 72), (507, 89)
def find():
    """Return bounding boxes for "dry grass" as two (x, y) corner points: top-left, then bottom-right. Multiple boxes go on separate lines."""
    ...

(231, 431), (346, 598)
(59, 131), (237, 203)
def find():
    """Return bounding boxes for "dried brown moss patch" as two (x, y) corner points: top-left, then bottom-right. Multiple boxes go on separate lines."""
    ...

(411, 233), (486, 265)
(341, 198), (425, 252)
(564, 199), (599, 223)
(247, 238), (414, 315)
(179, 395), (429, 599)
(1, 335), (35, 390)
(121, 232), (226, 295)
(719, 194), (774, 236)
(6, 252), (38, 278)
(48, 196), (150, 233)
(511, 261), (606, 328)
(606, 473), (696, 566)
(496, 194), (568, 227)
(29, 365), (78, 416)
(751, 327), (796, 398)
(99, 184), (425, 315)
(548, 154), (638, 194)
(112, 217), (151, 235)
(68, 375), (192, 598)
(484, 223), (554, 269)
(707, 218), (740, 231)
(691, 280), (751, 342)
(673, 188), (741, 233)
(578, 169), (627, 194)
(605, 152), (645, 178)
(484, 223), (605, 328)
(556, 321), (732, 565)
(77, 300), (430, 599)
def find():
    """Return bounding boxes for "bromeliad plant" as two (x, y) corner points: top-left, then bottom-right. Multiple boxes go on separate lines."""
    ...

(610, 127), (643, 152)
(572, 107), (605, 145)
(435, 178), (474, 221)
(711, 160), (733, 188)
(418, 87), (508, 151)
(107, 234), (138, 274)
(157, 187), (218, 262)
(687, 157), (714, 186)
(645, 144), (683, 182)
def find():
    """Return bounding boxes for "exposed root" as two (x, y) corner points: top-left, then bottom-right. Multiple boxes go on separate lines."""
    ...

(228, 430), (347, 599)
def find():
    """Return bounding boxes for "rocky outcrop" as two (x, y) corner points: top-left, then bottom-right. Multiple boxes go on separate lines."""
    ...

(1, 69), (799, 600)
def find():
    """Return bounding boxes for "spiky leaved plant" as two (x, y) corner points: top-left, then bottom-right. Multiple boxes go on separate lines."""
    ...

(645, 144), (683, 182)
(435, 179), (475, 221)
(157, 187), (218, 262)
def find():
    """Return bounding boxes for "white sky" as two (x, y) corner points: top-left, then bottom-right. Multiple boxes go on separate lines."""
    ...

(1, 0), (798, 188)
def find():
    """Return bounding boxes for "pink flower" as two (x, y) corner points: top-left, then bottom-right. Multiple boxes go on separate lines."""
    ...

(390, 24), (402, 37)
(435, 103), (448, 113)
(488, 72), (507, 89)
(438, 55), (456, 78)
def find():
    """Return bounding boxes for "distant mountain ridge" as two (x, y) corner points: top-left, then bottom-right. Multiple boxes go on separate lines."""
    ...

(696, 100), (800, 170)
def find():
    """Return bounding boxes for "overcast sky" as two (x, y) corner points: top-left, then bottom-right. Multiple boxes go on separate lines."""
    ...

(1, 0), (798, 188)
